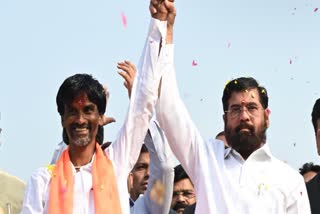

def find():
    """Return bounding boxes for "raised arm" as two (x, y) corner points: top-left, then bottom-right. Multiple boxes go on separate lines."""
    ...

(142, 120), (175, 214)
(149, 0), (205, 184)
(117, 61), (175, 214)
(103, 14), (170, 212)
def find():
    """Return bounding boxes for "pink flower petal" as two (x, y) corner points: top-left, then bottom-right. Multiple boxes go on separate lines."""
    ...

(289, 59), (292, 64)
(121, 12), (127, 28)
(192, 60), (198, 66)
(314, 8), (318, 12)
(227, 42), (231, 48)
(266, 108), (271, 115)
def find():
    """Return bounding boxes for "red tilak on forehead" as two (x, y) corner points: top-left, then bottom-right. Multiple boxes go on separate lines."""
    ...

(73, 95), (86, 107)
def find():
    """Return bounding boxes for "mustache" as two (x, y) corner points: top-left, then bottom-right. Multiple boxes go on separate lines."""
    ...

(235, 123), (254, 133)
(173, 202), (188, 211)
(71, 123), (89, 129)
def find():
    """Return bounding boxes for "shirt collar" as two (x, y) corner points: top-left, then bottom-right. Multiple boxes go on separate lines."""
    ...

(224, 143), (273, 162)
(129, 198), (135, 207)
(70, 153), (95, 173)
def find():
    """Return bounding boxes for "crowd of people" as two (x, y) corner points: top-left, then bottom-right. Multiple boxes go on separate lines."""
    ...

(1, 0), (320, 213)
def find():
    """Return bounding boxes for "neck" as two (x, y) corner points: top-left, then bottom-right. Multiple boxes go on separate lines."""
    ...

(130, 191), (139, 201)
(68, 141), (96, 167)
(237, 142), (265, 160)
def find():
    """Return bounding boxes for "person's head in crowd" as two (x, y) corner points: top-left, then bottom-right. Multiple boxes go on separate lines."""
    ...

(312, 98), (320, 155)
(171, 164), (196, 214)
(56, 74), (106, 147)
(215, 131), (228, 147)
(299, 162), (320, 182)
(127, 144), (150, 201)
(222, 77), (269, 160)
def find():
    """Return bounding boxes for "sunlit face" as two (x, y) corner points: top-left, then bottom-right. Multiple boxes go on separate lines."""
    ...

(62, 93), (102, 147)
(224, 88), (269, 159)
(171, 178), (196, 214)
(128, 152), (150, 201)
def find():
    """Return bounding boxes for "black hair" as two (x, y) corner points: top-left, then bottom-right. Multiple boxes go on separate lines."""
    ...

(174, 164), (190, 183)
(140, 144), (149, 153)
(222, 77), (268, 112)
(311, 98), (320, 133)
(57, 74), (106, 145)
(299, 162), (320, 175)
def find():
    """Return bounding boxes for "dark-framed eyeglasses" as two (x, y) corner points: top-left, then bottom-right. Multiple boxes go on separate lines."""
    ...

(225, 105), (262, 119)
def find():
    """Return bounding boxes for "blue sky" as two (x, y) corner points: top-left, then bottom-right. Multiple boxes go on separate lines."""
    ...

(0, 0), (320, 181)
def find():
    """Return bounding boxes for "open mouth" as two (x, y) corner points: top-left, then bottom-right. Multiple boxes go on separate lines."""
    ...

(74, 127), (88, 133)
(239, 128), (251, 132)
(236, 123), (254, 134)
(142, 182), (148, 190)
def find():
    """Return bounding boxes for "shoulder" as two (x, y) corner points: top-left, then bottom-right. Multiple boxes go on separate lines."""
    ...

(130, 195), (147, 214)
(26, 165), (53, 187)
(270, 158), (305, 190)
(207, 138), (226, 157)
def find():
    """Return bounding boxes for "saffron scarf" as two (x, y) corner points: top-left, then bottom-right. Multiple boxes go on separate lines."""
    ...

(48, 143), (122, 214)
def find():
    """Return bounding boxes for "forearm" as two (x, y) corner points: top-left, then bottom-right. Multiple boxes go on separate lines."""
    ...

(155, 49), (204, 182)
(108, 18), (168, 174)
(143, 120), (175, 214)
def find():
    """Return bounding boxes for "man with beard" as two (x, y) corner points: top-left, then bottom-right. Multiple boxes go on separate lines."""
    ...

(21, 30), (163, 214)
(306, 98), (320, 213)
(145, 1), (310, 213)
(170, 165), (196, 214)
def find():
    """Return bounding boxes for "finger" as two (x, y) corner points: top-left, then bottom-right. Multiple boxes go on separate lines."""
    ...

(102, 116), (116, 126)
(117, 64), (130, 73)
(124, 62), (137, 78)
(151, 0), (160, 5)
(149, 5), (157, 15)
(165, 0), (176, 13)
(117, 62), (128, 69)
(124, 60), (136, 69)
(124, 81), (129, 89)
(123, 61), (134, 73)
(118, 71), (132, 84)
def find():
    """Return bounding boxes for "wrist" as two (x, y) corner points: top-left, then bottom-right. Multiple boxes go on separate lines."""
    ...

(166, 28), (173, 44)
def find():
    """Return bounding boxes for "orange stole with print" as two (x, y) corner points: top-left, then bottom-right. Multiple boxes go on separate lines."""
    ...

(48, 143), (122, 214)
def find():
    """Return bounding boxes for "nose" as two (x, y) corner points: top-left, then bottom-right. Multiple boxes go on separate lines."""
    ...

(145, 167), (150, 179)
(177, 194), (185, 202)
(75, 112), (86, 124)
(239, 107), (250, 122)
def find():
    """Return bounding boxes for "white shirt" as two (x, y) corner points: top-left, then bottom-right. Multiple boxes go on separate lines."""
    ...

(131, 120), (175, 214)
(21, 19), (166, 214)
(145, 18), (311, 214)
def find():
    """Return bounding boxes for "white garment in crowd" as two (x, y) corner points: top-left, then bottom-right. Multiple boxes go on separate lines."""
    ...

(131, 119), (175, 214)
(144, 18), (311, 214)
(20, 18), (165, 214)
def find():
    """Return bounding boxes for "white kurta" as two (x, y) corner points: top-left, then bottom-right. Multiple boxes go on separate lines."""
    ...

(20, 19), (167, 214)
(145, 18), (311, 214)
(130, 120), (175, 214)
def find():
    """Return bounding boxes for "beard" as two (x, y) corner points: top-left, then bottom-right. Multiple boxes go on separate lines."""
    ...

(225, 120), (267, 159)
(65, 123), (93, 147)
(72, 135), (91, 147)
(172, 201), (188, 212)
